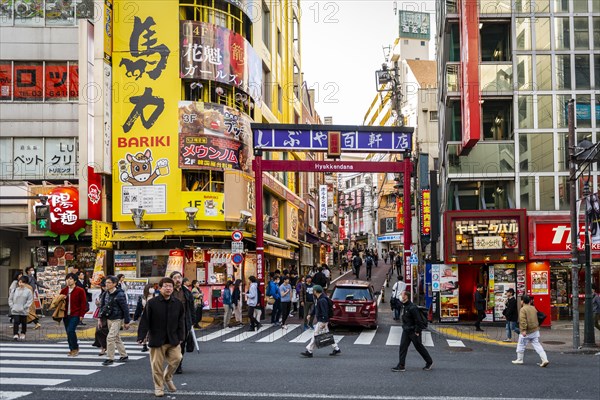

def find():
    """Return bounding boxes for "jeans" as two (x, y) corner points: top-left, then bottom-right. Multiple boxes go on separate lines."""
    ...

(281, 301), (291, 325)
(505, 320), (520, 339)
(63, 315), (80, 350)
(271, 298), (281, 323)
(12, 315), (27, 335)
(393, 306), (401, 320)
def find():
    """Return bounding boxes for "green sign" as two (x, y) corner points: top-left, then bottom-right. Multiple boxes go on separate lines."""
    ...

(399, 11), (430, 40)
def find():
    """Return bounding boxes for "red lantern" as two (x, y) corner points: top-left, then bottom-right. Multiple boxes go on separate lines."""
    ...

(47, 186), (86, 235)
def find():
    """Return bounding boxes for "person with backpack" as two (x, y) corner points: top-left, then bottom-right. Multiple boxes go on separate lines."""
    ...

(512, 295), (549, 367)
(365, 255), (374, 280)
(392, 290), (433, 372)
(391, 276), (407, 320)
(301, 285), (341, 357)
(352, 255), (362, 279)
(395, 255), (403, 277)
(100, 275), (130, 366)
(268, 276), (282, 325)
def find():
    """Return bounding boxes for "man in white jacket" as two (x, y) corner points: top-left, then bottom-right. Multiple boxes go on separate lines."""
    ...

(391, 276), (407, 321)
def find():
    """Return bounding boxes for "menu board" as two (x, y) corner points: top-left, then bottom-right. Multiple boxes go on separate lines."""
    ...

(438, 264), (459, 322)
(516, 269), (526, 296)
(124, 278), (149, 314)
(490, 264), (516, 321)
(114, 250), (137, 278)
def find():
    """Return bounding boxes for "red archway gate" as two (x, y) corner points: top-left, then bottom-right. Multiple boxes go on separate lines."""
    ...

(251, 124), (414, 297)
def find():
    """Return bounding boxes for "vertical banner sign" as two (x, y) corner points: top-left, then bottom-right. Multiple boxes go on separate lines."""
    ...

(112, 0), (179, 221)
(421, 190), (431, 236)
(396, 196), (404, 229)
(319, 185), (328, 222)
(459, 0), (481, 151)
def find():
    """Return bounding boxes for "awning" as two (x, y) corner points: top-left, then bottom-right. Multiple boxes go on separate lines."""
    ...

(111, 231), (166, 241)
(166, 229), (244, 237)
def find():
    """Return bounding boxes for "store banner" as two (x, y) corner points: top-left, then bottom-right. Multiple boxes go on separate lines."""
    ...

(319, 185), (328, 222)
(529, 215), (600, 258)
(286, 203), (299, 243)
(112, 0), (179, 221)
(438, 264), (459, 322)
(165, 249), (184, 277)
(421, 189), (431, 236)
(180, 20), (262, 102)
(396, 197), (404, 229)
(124, 277), (149, 313)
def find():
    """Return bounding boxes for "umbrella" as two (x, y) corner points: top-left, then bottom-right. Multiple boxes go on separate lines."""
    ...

(190, 326), (200, 353)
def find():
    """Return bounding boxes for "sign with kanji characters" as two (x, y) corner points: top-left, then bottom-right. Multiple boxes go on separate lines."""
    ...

(398, 11), (430, 40)
(319, 185), (328, 222)
(92, 221), (113, 250)
(253, 126), (412, 153)
(396, 197), (404, 230)
(180, 20), (262, 102)
(180, 134), (246, 170)
(231, 241), (244, 253)
(454, 218), (520, 251)
(421, 189), (431, 236)
(46, 186), (87, 235)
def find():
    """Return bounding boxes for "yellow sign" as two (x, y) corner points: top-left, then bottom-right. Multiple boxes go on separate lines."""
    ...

(92, 221), (113, 250)
(112, 0), (179, 222)
(104, 0), (113, 63)
(181, 192), (225, 221)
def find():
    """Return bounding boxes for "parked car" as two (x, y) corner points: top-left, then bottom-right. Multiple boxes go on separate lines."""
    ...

(329, 280), (379, 329)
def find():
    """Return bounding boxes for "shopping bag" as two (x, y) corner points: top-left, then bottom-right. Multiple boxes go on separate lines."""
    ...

(314, 332), (335, 348)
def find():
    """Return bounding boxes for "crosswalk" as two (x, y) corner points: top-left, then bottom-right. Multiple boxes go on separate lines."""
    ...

(196, 324), (467, 348)
(0, 341), (148, 400)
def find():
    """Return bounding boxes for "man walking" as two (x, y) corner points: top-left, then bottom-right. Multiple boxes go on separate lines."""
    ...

(502, 288), (520, 341)
(246, 276), (261, 331)
(365, 254), (374, 280)
(392, 291), (432, 372)
(301, 285), (340, 357)
(300, 276), (315, 330)
(352, 254), (362, 279)
(512, 295), (549, 367)
(474, 285), (486, 332)
(391, 276), (407, 321)
(137, 277), (185, 397)
(60, 273), (88, 356)
(101, 276), (130, 366)
(170, 271), (194, 374)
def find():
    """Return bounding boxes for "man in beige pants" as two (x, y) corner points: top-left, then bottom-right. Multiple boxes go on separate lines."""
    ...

(138, 277), (185, 397)
(101, 276), (130, 366)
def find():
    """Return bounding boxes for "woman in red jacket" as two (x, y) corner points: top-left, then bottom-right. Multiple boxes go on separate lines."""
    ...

(60, 272), (88, 356)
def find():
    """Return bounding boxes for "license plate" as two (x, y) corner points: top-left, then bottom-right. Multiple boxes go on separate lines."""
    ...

(346, 306), (356, 313)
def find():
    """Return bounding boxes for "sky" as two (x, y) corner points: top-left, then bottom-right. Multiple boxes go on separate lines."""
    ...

(300, 0), (436, 125)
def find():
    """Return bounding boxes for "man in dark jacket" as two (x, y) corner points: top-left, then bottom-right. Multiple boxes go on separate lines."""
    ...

(301, 285), (340, 357)
(312, 267), (327, 288)
(392, 291), (433, 372)
(502, 288), (520, 341)
(137, 277), (185, 398)
(170, 271), (195, 374)
(101, 276), (131, 365)
(352, 255), (362, 279)
(474, 285), (487, 332)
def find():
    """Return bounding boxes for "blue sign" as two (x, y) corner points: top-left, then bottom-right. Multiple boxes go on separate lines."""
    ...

(252, 125), (413, 153)
(377, 234), (403, 242)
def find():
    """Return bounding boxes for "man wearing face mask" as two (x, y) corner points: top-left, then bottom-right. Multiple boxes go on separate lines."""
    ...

(169, 271), (194, 374)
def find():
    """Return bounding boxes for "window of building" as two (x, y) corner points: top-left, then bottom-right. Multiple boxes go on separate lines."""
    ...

(576, 95), (592, 129)
(557, 176), (571, 211)
(519, 133), (554, 172)
(575, 55), (591, 89)
(517, 55), (533, 90)
(536, 55), (552, 91)
(518, 95), (534, 129)
(537, 95), (553, 129)
(556, 133), (569, 172)
(553, 0), (569, 12)
(277, 29), (282, 56)
(482, 100), (512, 140)
(520, 176), (536, 210)
(0, 0), (93, 26)
(403, 40), (409, 45)
(293, 15), (300, 54)
(554, 55), (572, 90)
(182, 170), (224, 192)
(594, 17), (600, 49)
(429, 111), (438, 121)
(449, 24), (460, 62)
(595, 55), (600, 90)
(0, 61), (78, 102)
(262, 1), (271, 50)
(534, 18), (551, 50)
(573, 0), (588, 12)
(554, 17), (570, 50)
(555, 94), (571, 129)
(539, 176), (555, 210)
(480, 23), (510, 61)
(421, 41), (425, 46)
(262, 65), (272, 108)
(516, 18), (532, 50)
(277, 85), (283, 113)
(574, 17), (589, 49)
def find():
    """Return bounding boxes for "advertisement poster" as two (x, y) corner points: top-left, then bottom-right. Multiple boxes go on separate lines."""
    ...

(91, 249), (106, 287)
(516, 269), (526, 296)
(124, 277), (149, 314)
(439, 264), (459, 322)
(431, 264), (441, 292)
(490, 264), (516, 321)
(165, 249), (184, 277)
(114, 250), (137, 278)
(531, 271), (549, 294)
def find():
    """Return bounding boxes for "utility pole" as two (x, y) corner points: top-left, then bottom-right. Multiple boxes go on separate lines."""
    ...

(568, 99), (580, 349)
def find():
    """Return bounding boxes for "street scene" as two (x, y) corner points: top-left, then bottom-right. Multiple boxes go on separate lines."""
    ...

(1, 0), (600, 399)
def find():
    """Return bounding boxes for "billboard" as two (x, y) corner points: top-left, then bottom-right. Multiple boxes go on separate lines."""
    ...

(398, 11), (430, 40)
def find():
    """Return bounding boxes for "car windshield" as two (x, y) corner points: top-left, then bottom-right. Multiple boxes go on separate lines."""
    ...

(332, 287), (372, 301)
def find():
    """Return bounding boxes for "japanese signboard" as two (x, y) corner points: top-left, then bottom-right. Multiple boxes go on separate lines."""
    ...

(112, 0), (179, 221)
(421, 190), (431, 236)
(529, 215), (600, 259)
(396, 197), (404, 230)
(178, 101), (252, 172)
(0, 62), (78, 101)
(319, 185), (328, 222)
(253, 126), (412, 153)
(286, 203), (299, 243)
(181, 191), (225, 221)
(398, 11), (430, 40)
(454, 218), (520, 251)
(180, 20), (262, 102)
(92, 221), (113, 250)
(0, 137), (77, 180)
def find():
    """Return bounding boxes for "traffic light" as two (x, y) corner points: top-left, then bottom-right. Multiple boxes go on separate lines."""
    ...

(35, 204), (50, 230)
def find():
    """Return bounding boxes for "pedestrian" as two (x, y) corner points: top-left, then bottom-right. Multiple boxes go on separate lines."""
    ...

(383, 249), (388, 265)
(502, 288), (520, 341)
(99, 276), (131, 366)
(222, 280), (233, 328)
(279, 276), (292, 329)
(300, 275), (315, 330)
(474, 285), (486, 332)
(93, 279), (109, 356)
(512, 295), (549, 367)
(395, 255), (402, 277)
(322, 265), (331, 288)
(311, 265), (326, 287)
(391, 276), (407, 321)
(388, 250), (395, 266)
(246, 276), (261, 331)
(296, 276), (305, 319)
(301, 285), (341, 357)
(289, 271), (298, 315)
(392, 290), (433, 372)
(137, 277), (185, 398)
(191, 280), (204, 329)
(133, 283), (155, 352)
(59, 272), (88, 356)
(76, 271), (91, 325)
(169, 271), (194, 374)
(352, 255), (362, 279)
(268, 275), (282, 325)
(18, 275), (41, 330)
(341, 258), (349, 274)
(231, 279), (243, 326)
(365, 254), (374, 280)
(8, 276), (33, 341)
(593, 284), (600, 332)
(25, 266), (47, 293)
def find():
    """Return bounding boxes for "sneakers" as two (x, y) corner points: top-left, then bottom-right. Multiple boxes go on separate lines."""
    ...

(165, 380), (177, 392)
(102, 359), (114, 366)
(423, 363), (433, 371)
(329, 349), (341, 356)
(502, 338), (511, 342)
(119, 356), (129, 362)
(300, 351), (313, 358)
(19, 334), (25, 341)
(391, 365), (406, 372)
(69, 349), (79, 357)
(34, 323), (41, 330)
(511, 359), (523, 365)
(538, 360), (550, 368)
(142, 344), (149, 352)
(13, 334), (18, 341)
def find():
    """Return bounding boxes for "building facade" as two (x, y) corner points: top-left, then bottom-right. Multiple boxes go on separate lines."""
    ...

(436, 0), (600, 324)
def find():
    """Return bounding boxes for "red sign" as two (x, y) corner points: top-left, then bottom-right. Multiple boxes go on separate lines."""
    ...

(339, 218), (346, 241)
(328, 131), (341, 157)
(529, 216), (600, 259)
(421, 190), (431, 235)
(47, 186), (87, 235)
(396, 197), (404, 230)
(180, 134), (247, 171)
(459, 0), (481, 152)
(14, 64), (43, 100)
(0, 62), (12, 99)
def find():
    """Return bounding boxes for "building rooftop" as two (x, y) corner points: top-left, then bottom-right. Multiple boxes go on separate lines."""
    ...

(406, 60), (437, 88)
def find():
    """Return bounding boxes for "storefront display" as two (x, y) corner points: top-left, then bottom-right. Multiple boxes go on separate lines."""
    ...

(433, 264), (459, 322)
(125, 277), (149, 314)
(489, 264), (516, 321)
(115, 250), (137, 278)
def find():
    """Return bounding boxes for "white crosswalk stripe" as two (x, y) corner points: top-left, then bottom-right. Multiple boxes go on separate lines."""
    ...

(354, 328), (377, 345)
(198, 326), (244, 342)
(0, 391), (32, 400)
(289, 329), (314, 343)
(447, 339), (466, 347)
(422, 331), (434, 347)
(256, 324), (300, 342)
(386, 326), (403, 346)
(224, 324), (272, 342)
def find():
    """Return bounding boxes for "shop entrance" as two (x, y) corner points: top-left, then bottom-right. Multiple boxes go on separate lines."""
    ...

(251, 124), (414, 293)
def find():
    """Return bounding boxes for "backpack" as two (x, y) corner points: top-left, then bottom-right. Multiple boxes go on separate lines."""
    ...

(265, 283), (272, 297)
(353, 256), (362, 267)
(413, 304), (428, 330)
(366, 256), (373, 267)
(325, 295), (334, 318)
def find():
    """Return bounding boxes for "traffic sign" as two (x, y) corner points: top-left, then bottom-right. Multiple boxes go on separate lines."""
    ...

(232, 230), (243, 242)
(231, 242), (244, 253)
(232, 253), (244, 264)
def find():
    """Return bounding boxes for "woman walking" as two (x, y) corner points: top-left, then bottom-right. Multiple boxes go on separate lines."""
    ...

(93, 279), (109, 355)
(191, 280), (204, 329)
(231, 279), (243, 325)
(279, 276), (292, 329)
(222, 281), (233, 328)
(9, 276), (34, 340)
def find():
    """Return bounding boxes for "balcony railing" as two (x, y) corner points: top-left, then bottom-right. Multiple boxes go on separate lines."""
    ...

(447, 141), (515, 175)
(480, 63), (513, 93)
(446, 63), (460, 93)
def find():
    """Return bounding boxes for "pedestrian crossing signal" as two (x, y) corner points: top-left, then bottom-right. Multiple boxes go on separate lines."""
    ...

(35, 204), (50, 230)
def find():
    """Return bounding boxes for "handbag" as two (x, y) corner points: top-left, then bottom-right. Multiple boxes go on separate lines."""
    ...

(266, 296), (275, 305)
(390, 297), (400, 309)
(314, 332), (335, 348)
